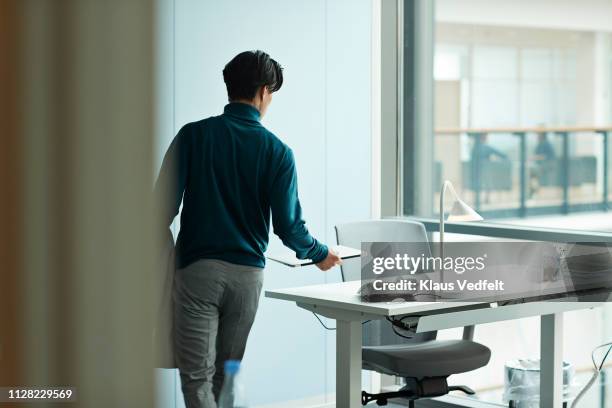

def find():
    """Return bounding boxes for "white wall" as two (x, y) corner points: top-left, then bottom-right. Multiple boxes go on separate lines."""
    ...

(155, 0), (372, 406)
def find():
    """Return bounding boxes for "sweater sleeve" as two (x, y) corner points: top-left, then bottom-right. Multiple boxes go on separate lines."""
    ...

(154, 126), (190, 230)
(269, 148), (328, 263)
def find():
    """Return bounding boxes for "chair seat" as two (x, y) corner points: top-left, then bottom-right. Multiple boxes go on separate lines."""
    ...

(363, 340), (491, 378)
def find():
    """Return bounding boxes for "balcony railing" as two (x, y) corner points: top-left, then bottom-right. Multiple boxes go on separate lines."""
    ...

(434, 126), (612, 218)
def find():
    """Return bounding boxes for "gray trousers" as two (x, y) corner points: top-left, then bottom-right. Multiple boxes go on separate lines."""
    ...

(174, 258), (263, 408)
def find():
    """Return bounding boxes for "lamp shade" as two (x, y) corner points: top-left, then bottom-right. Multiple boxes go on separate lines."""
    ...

(446, 199), (483, 222)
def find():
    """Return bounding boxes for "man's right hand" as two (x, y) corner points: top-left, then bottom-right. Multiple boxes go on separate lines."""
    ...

(316, 249), (342, 271)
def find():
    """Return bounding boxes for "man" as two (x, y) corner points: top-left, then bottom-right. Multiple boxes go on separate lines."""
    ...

(470, 133), (509, 204)
(530, 131), (556, 197)
(534, 132), (555, 161)
(155, 50), (341, 408)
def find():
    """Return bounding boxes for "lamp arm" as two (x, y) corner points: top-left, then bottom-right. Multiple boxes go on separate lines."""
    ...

(440, 180), (454, 244)
(440, 184), (445, 244)
(440, 180), (460, 243)
(439, 180), (459, 280)
(439, 181), (450, 281)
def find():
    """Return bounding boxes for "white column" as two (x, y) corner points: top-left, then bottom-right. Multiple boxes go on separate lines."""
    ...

(540, 313), (564, 408)
(336, 320), (362, 408)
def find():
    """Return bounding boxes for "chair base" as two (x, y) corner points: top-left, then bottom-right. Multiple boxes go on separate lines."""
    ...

(361, 376), (475, 406)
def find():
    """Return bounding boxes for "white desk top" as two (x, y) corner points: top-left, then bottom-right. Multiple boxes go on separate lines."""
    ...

(267, 281), (604, 332)
(265, 280), (483, 317)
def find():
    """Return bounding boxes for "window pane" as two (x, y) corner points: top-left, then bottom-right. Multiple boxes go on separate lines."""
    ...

(427, 12), (612, 228)
(415, 4), (612, 405)
(521, 48), (552, 80)
(473, 46), (517, 79)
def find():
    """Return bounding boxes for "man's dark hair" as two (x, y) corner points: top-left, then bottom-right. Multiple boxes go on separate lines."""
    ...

(223, 50), (283, 101)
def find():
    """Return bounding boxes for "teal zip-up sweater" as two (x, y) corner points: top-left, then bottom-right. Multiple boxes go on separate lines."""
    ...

(155, 102), (328, 269)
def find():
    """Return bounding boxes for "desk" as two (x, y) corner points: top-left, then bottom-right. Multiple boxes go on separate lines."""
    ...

(266, 280), (602, 408)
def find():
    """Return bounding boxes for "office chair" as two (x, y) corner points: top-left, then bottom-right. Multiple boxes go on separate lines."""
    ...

(335, 220), (491, 407)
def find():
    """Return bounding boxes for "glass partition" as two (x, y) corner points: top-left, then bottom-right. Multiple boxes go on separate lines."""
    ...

(420, 3), (612, 231)
(399, 2), (612, 406)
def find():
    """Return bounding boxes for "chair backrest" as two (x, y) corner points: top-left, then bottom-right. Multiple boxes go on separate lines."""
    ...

(335, 219), (437, 345)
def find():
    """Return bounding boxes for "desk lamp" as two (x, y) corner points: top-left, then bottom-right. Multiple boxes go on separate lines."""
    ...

(439, 180), (483, 244)
(439, 180), (483, 281)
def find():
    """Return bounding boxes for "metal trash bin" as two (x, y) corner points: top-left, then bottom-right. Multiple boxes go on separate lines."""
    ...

(503, 358), (575, 408)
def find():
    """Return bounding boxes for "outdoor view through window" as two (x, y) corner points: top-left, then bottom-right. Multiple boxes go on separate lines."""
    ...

(432, 0), (612, 231)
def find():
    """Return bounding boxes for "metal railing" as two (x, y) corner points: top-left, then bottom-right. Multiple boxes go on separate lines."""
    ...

(435, 126), (612, 218)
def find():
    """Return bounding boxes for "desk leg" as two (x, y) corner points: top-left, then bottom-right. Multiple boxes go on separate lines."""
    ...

(337, 319), (362, 408)
(540, 313), (563, 407)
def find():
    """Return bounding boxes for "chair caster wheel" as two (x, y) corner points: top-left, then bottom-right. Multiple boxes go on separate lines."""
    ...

(360, 391), (388, 406)
(362, 391), (371, 406)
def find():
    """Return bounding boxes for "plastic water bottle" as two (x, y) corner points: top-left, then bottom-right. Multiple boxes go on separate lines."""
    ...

(218, 360), (248, 408)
